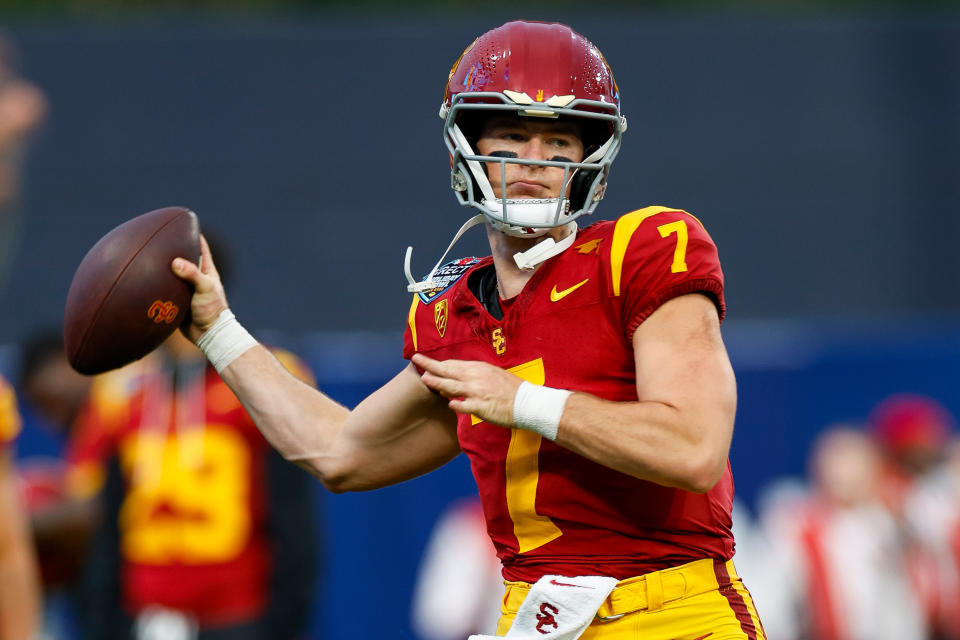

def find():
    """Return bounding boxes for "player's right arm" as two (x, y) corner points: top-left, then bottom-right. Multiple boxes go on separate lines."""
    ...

(172, 238), (461, 493)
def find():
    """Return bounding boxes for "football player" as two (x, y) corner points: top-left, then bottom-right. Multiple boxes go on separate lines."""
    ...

(174, 20), (764, 639)
(0, 374), (41, 640)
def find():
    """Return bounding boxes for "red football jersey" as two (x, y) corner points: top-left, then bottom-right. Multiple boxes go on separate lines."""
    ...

(67, 350), (313, 626)
(403, 207), (735, 582)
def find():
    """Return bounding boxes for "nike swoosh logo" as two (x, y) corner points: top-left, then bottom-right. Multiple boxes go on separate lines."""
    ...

(549, 579), (593, 588)
(550, 278), (589, 302)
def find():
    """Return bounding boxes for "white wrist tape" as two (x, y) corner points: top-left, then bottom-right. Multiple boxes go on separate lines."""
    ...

(512, 380), (572, 441)
(195, 309), (259, 373)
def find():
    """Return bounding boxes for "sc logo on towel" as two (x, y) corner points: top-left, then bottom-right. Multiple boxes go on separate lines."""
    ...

(536, 602), (559, 634)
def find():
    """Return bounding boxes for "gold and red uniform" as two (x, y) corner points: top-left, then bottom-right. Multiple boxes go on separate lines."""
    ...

(405, 207), (764, 637)
(67, 350), (316, 637)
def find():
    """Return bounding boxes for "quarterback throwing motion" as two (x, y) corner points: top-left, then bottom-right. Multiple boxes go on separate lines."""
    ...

(173, 20), (765, 639)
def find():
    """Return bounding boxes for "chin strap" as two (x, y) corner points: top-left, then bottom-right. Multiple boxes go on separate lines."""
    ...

(405, 214), (487, 293)
(513, 222), (578, 271)
(404, 217), (578, 293)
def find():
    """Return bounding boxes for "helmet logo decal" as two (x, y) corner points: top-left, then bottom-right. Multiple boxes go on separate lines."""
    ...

(536, 89), (544, 102)
(434, 299), (449, 338)
(463, 61), (491, 92)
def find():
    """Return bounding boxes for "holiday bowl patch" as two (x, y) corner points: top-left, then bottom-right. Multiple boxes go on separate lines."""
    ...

(417, 257), (482, 304)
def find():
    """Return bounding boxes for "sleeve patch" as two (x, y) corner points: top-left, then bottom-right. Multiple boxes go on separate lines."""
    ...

(416, 257), (482, 304)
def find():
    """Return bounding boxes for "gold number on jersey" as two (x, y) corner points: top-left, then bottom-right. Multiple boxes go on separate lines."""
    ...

(118, 426), (252, 564)
(657, 220), (689, 273)
(503, 358), (562, 553)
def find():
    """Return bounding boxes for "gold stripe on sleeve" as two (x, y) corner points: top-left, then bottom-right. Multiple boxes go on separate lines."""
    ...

(610, 206), (699, 296)
(407, 294), (420, 351)
(611, 207), (671, 296)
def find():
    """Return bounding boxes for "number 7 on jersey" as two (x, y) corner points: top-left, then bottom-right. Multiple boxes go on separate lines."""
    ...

(657, 220), (689, 273)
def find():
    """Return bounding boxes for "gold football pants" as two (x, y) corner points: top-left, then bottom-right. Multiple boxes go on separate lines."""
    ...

(496, 558), (766, 639)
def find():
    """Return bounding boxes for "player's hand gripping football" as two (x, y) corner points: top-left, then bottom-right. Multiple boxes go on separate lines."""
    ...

(171, 235), (229, 343)
(412, 353), (523, 427)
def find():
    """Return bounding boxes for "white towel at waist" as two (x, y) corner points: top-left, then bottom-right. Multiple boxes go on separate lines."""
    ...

(469, 574), (618, 640)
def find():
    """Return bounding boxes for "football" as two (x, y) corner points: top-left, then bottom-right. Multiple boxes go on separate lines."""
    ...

(63, 206), (201, 375)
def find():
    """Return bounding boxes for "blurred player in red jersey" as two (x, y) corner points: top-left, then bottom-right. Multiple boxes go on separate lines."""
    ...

(173, 20), (762, 639)
(758, 425), (925, 640)
(0, 374), (42, 639)
(869, 394), (960, 639)
(67, 329), (319, 640)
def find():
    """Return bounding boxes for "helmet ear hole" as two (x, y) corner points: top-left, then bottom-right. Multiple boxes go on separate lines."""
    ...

(570, 169), (602, 211)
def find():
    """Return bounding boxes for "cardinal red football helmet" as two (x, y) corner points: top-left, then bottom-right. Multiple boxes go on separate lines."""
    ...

(441, 20), (627, 236)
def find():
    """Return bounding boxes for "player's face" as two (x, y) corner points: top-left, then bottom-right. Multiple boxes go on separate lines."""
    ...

(475, 116), (584, 200)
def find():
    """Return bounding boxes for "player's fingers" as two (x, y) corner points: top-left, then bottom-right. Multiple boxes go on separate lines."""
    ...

(198, 235), (221, 278)
(171, 257), (202, 285)
(411, 353), (453, 378)
(413, 354), (476, 381)
(419, 371), (464, 399)
(447, 398), (468, 414)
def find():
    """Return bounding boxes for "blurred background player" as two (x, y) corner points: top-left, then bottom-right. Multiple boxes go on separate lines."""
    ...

(66, 239), (320, 640)
(758, 424), (925, 639)
(0, 30), (47, 291)
(16, 330), (96, 639)
(0, 372), (43, 639)
(869, 394), (960, 640)
(0, 28), (47, 640)
(411, 496), (502, 640)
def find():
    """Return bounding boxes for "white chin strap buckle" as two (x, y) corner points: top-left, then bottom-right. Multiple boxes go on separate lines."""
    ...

(513, 222), (578, 271)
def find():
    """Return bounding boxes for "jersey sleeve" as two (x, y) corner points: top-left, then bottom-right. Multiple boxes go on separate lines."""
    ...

(608, 207), (725, 338)
(0, 374), (22, 450)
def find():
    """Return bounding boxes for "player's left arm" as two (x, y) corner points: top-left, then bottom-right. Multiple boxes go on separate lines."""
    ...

(413, 293), (734, 493)
(554, 292), (735, 492)
(0, 452), (42, 640)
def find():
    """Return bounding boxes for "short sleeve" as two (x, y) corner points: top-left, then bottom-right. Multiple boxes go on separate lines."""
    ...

(608, 207), (725, 339)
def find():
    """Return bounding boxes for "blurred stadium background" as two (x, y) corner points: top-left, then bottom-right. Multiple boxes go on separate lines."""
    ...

(0, 1), (958, 638)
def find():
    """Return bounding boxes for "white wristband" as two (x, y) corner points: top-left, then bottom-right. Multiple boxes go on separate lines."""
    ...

(195, 309), (259, 373)
(512, 381), (572, 441)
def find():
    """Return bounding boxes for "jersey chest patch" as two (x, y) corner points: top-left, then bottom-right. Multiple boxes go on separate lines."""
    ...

(417, 257), (482, 304)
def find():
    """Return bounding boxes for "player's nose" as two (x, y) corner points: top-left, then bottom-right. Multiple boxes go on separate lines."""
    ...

(519, 135), (549, 161)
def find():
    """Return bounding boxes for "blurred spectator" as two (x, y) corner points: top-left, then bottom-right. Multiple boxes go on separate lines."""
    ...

(68, 330), (319, 640)
(411, 497), (502, 640)
(16, 331), (96, 640)
(869, 394), (960, 639)
(0, 372), (43, 639)
(758, 425), (926, 640)
(0, 31), (47, 290)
